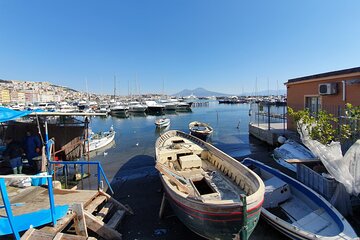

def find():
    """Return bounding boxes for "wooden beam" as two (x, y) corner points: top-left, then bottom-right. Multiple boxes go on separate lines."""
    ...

(53, 233), (64, 240)
(158, 193), (167, 219)
(106, 210), (125, 229)
(96, 202), (113, 221)
(155, 163), (193, 195)
(21, 229), (55, 240)
(84, 195), (107, 213)
(84, 210), (122, 240)
(72, 203), (88, 237)
(20, 228), (36, 240)
(98, 190), (134, 215)
(41, 212), (76, 234)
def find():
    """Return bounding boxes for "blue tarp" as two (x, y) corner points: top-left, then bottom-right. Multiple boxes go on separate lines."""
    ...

(0, 107), (43, 123)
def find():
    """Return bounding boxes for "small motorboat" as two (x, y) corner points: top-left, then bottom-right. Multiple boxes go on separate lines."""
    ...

(242, 158), (358, 240)
(188, 121), (213, 140)
(273, 140), (316, 172)
(155, 130), (265, 240)
(87, 126), (116, 152)
(154, 118), (170, 128)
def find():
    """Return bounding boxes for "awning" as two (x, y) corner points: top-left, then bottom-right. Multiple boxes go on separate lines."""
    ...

(0, 107), (43, 123)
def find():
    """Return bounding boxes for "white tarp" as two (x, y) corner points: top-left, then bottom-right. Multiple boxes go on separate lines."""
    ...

(298, 124), (360, 196)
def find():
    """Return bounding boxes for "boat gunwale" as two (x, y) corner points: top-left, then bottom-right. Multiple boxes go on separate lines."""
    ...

(161, 177), (264, 216)
(155, 130), (265, 209)
(242, 158), (358, 240)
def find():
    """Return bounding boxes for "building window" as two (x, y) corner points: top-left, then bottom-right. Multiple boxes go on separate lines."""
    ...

(305, 96), (321, 114)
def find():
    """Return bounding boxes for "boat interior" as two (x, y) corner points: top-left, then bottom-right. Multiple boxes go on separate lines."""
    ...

(250, 165), (341, 236)
(157, 133), (259, 204)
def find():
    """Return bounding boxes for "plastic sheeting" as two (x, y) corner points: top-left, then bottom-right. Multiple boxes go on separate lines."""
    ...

(0, 107), (42, 123)
(298, 123), (360, 196)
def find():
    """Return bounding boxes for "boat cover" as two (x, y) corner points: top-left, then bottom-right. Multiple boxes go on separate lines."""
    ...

(298, 124), (360, 197)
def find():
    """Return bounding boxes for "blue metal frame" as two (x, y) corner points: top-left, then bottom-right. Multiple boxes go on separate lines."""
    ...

(48, 160), (114, 194)
(0, 175), (57, 240)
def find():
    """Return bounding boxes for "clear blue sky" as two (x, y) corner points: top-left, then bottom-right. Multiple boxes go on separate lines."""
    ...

(1, 1), (360, 95)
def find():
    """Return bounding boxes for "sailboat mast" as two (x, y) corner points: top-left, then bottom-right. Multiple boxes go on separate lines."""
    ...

(113, 75), (116, 100)
(85, 77), (89, 101)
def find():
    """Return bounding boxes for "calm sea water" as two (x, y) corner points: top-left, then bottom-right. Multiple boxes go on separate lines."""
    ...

(85, 101), (287, 240)
(88, 101), (254, 166)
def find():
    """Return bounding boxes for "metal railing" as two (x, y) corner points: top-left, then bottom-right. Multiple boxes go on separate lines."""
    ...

(0, 175), (56, 240)
(48, 160), (114, 194)
(249, 102), (287, 131)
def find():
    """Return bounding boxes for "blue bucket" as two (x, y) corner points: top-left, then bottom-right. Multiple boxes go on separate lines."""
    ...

(31, 173), (47, 186)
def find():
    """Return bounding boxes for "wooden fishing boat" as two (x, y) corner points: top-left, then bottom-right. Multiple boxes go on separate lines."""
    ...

(155, 130), (265, 240)
(155, 118), (170, 128)
(242, 158), (358, 240)
(189, 121), (213, 140)
(88, 126), (116, 152)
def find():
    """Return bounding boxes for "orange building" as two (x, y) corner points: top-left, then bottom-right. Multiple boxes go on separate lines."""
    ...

(285, 67), (360, 130)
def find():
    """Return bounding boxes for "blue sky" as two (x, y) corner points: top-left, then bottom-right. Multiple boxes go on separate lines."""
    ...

(1, 1), (360, 95)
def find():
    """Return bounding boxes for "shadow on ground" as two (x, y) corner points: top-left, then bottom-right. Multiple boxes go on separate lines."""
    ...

(109, 143), (288, 240)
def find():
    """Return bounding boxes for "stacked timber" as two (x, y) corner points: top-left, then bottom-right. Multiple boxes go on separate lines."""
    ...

(21, 190), (133, 240)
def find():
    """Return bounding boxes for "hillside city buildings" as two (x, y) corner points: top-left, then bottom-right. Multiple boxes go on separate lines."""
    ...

(0, 80), (88, 105)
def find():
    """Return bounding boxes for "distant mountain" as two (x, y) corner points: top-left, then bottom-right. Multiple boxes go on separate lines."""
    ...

(173, 88), (231, 97)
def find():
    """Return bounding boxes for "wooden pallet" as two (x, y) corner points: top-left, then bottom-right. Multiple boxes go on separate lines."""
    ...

(21, 190), (133, 240)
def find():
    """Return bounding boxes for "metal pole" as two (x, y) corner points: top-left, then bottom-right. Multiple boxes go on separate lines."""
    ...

(283, 105), (286, 134)
(45, 121), (50, 173)
(99, 165), (114, 194)
(97, 163), (101, 191)
(0, 179), (20, 240)
(47, 176), (56, 226)
(267, 104), (271, 130)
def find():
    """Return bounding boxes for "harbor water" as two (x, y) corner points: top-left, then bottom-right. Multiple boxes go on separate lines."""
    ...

(85, 101), (287, 239)
(89, 101), (255, 161)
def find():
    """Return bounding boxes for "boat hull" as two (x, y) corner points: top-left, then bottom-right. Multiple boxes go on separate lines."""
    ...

(89, 131), (115, 152)
(156, 131), (265, 240)
(189, 121), (213, 141)
(242, 158), (358, 240)
(162, 177), (262, 240)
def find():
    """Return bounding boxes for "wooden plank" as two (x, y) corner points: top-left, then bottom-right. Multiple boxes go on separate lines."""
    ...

(84, 195), (107, 213)
(285, 158), (320, 164)
(155, 163), (193, 195)
(96, 202), (113, 221)
(41, 190), (100, 234)
(54, 232), (90, 240)
(21, 229), (55, 240)
(72, 203), (88, 237)
(20, 228), (36, 240)
(53, 233), (64, 240)
(84, 210), (122, 240)
(99, 190), (134, 215)
(41, 212), (76, 234)
(106, 210), (125, 229)
(158, 193), (167, 219)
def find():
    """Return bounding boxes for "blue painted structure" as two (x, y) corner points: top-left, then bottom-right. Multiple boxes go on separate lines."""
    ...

(48, 160), (114, 194)
(0, 176), (69, 239)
